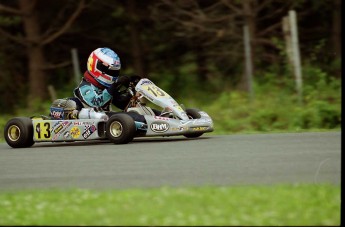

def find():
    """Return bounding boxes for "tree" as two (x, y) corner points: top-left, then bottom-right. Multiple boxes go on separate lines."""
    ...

(0, 0), (85, 107)
(0, 0), (341, 113)
(151, 0), (296, 90)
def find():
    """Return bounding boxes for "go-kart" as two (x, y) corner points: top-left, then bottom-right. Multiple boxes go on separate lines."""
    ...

(4, 78), (214, 148)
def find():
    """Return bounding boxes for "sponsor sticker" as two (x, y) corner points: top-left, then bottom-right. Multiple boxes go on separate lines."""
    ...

(140, 79), (153, 86)
(82, 125), (97, 139)
(154, 116), (170, 121)
(70, 126), (81, 139)
(63, 131), (70, 139)
(191, 126), (208, 131)
(171, 126), (188, 131)
(54, 124), (64, 134)
(50, 107), (64, 120)
(150, 121), (170, 133)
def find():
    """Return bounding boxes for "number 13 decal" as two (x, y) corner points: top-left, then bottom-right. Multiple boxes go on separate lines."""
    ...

(144, 85), (167, 97)
(34, 122), (51, 140)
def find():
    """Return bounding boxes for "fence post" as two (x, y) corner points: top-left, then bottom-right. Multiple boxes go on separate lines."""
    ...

(71, 48), (81, 86)
(289, 10), (303, 105)
(243, 24), (254, 101)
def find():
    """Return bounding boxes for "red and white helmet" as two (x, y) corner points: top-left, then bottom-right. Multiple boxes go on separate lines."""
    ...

(86, 47), (121, 88)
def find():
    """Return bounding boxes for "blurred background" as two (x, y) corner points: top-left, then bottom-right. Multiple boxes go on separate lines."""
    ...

(0, 0), (341, 134)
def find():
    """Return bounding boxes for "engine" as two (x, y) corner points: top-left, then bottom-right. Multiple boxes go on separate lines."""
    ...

(50, 99), (78, 120)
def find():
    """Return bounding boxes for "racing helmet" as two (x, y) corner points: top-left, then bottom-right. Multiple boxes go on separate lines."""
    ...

(86, 47), (121, 88)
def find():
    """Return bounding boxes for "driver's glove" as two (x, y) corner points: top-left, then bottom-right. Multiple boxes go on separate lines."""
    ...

(107, 75), (130, 96)
(129, 75), (142, 85)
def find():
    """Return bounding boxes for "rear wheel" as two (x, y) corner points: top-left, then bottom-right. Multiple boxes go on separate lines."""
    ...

(184, 108), (204, 138)
(106, 114), (136, 144)
(4, 117), (35, 148)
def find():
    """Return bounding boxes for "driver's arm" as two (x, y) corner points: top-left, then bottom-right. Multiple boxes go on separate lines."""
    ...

(107, 75), (142, 110)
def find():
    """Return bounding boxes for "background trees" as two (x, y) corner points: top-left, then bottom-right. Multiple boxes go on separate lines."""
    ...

(0, 0), (341, 113)
(0, 0), (85, 106)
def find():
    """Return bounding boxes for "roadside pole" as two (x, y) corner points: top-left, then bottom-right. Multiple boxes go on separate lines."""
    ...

(71, 48), (81, 86)
(243, 24), (254, 101)
(289, 10), (303, 105)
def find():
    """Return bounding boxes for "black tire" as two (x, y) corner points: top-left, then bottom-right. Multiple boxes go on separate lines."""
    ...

(184, 108), (204, 138)
(106, 114), (136, 144)
(4, 117), (35, 148)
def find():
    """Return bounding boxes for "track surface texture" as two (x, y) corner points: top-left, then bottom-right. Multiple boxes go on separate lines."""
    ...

(0, 132), (340, 191)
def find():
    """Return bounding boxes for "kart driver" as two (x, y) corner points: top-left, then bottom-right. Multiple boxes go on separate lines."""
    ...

(69, 47), (146, 122)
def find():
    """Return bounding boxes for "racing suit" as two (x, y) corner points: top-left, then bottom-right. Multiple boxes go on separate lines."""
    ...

(71, 71), (146, 122)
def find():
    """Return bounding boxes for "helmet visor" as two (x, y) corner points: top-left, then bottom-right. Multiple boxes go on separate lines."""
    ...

(96, 60), (119, 77)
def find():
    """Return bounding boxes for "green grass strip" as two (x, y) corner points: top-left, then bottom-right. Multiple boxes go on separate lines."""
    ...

(0, 184), (340, 226)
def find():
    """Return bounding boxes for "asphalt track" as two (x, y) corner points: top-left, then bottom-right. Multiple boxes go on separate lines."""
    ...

(0, 131), (341, 191)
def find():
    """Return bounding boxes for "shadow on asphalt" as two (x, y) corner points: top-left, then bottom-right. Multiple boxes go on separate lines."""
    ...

(29, 136), (213, 148)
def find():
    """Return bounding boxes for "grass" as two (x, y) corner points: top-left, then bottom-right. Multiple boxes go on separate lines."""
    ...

(0, 184), (340, 226)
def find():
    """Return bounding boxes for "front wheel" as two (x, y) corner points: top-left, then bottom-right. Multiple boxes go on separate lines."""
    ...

(106, 114), (136, 144)
(184, 108), (204, 138)
(4, 117), (35, 148)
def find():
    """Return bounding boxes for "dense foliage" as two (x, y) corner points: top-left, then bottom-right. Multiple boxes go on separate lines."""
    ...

(0, 0), (341, 133)
(0, 62), (340, 142)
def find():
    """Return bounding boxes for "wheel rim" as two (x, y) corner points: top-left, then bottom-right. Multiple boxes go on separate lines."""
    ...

(109, 121), (123, 138)
(7, 125), (21, 142)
